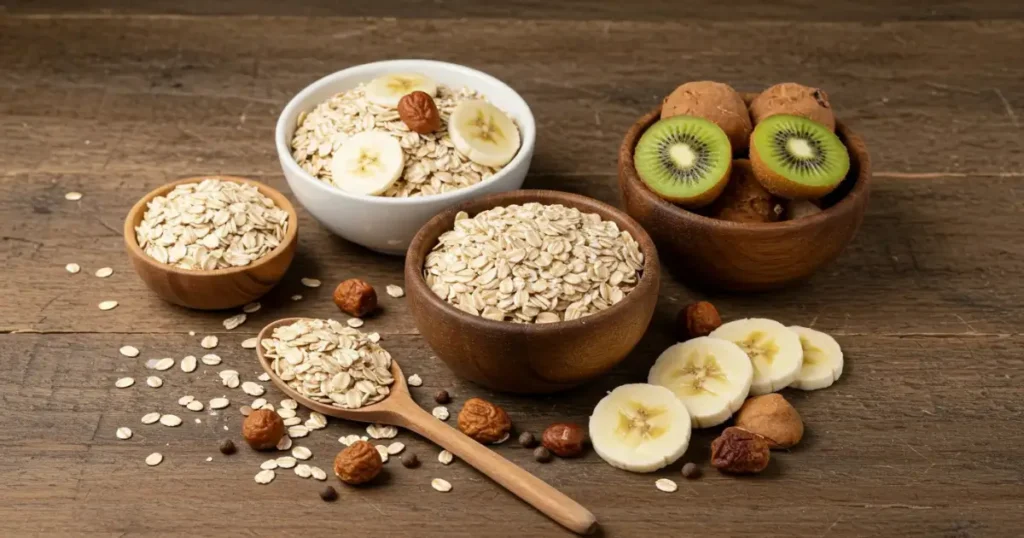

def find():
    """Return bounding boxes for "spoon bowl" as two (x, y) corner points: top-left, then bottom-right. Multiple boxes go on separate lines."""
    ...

(255, 318), (598, 535)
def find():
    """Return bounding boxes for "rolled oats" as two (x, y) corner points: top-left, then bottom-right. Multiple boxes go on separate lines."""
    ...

(115, 377), (134, 388)
(119, 345), (140, 357)
(116, 427), (133, 440)
(145, 452), (163, 466)
(223, 313), (246, 330)
(431, 478), (452, 492)
(65, 263), (81, 274)
(95, 267), (114, 278)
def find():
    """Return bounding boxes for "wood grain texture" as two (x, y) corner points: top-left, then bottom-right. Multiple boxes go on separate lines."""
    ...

(1, 4), (1023, 537)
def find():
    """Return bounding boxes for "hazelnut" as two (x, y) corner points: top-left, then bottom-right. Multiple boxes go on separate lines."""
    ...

(218, 439), (236, 455)
(457, 397), (511, 444)
(533, 446), (553, 463)
(319, 486), (338, 502)
(711, 427), (770, 474)
(400, 452), (420, 468)
(398, 91), (441, 134)
(333, 440), (383, 485)
(242, 409), (285, 450)
(677, 301), (721, 340)
(681, 462), (701, 479)
(332, 279), (377, 317)
(518, 431), (537, 448)
(541, 423), (587, 458)
(434, 390), (451, 404)
(734, 394), (804, 449)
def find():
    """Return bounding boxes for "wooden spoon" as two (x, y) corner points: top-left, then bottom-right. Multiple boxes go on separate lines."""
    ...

(256, 318), (598, 535)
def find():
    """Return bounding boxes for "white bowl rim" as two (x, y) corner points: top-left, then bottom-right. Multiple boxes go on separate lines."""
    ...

(275, 59), (536, 206)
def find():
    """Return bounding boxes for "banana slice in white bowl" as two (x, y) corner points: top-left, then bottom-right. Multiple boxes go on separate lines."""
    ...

(648, 337), (753, 428)
(364, 73), (438, 108)
(330, 131), (405, 195)
(448, 99), (521, 167)
(709, 318), (803, 395)
(589, 383), (691, 473)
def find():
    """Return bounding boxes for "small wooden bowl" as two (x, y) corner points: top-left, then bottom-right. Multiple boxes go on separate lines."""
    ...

(123, 176), (298, 310)
(618, 107), (871, 291)
(404, 190), (661, 394)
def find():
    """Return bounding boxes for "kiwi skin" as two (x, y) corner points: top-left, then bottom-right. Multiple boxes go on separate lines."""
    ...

(711, 159), (782, 223)
(677, 159), (732, 209)
(749, 83), (835, 132)
(749, 116), (848, 200)
(661, 81), (753, 152)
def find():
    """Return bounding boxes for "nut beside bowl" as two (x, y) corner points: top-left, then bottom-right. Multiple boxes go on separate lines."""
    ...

(618, 105), (871, 292)
(275, 59), (536, 256)
(404, 190), (660, 394)
(123, 176), (298, 310)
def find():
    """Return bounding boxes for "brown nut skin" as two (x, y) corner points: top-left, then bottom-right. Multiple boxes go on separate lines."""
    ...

(735, 394), (804, 449)
(333, 279), (378, 317)
(398, 91), (442, 134)
(661, 81), (752, 151)
(710, 159), (782, 224)
(242, 409), (285, 450)
(677, 301), (722, 340)
(542, 423), (587, 458)
(333, 441), (383, 485)
(749, 82), (835, 132)
(711, 427), (771, 474)
(457, 397), (512, 444)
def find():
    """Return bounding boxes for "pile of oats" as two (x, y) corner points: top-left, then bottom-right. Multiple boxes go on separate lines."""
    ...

(134, 179), (289, 270)
(290, 84), (501, 197)
(260, 318), (395, 409)
(424, 203), (644, 323)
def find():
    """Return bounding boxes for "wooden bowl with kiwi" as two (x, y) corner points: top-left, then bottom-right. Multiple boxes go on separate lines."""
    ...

(618, 82), (871, 292)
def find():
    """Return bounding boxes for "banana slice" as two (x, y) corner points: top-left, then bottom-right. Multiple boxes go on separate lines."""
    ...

(364, 73), (438, 108)
(448, 100), (520, 167)
(709, 318), (803, 395)
(648, 337), (753, 428)
(330, 131), (405, 195)
(589, 383), (691, 473)
(788, 326), (843, 390)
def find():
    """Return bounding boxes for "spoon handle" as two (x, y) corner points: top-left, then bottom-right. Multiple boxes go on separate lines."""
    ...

(394, 401), (598, 535)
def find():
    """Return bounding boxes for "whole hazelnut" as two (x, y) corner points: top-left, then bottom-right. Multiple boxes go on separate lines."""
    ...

(518, 431), (537, 448)
(533, 446), (553, 463)
(400, 452), (420, 469)
(242, 409), (285, 450)
(541, 423), (587, 458)
(711, 427), (770, 474)
(397, 91), (442, 134)
(333, 440), (383, 485)
(457, 398), (512, 444)
(319, 486), (338, 502)
(677, 301), (721, 340)
(434, 390), (451, 404)
(218, 439), (237, 455)
(734, 394), (804, 449)
(333, 279), (378, 318)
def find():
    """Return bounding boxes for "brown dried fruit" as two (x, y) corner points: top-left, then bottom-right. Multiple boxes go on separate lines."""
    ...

(735, 393), (804, 449)
(749, 82), (835, 132)
(677, 301), (722, 340)
(541, 423), (587, 458)
(457, 397), (511, 444)
(333, 279), (378, 317)
(242, 409), (285, 450)
(333, 440), (383, 485)
(398, 91), (441, 134)
(711, 427), (770, 474)
(710, 159), (782, 224)
(661, 80), (752, 151)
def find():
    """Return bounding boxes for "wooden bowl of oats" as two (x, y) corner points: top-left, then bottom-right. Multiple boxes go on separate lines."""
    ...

(405, 190), (660, 394)
(123, 176), (298, 310)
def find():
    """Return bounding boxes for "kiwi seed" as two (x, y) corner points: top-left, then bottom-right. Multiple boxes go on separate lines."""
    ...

(633, 115), (732, 208)
(749, 114), (849, 199)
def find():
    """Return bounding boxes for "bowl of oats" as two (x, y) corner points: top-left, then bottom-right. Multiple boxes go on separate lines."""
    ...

(124, 176), (298, 310)
(405, 190), (660, 394)
(276, 59), (535, 255)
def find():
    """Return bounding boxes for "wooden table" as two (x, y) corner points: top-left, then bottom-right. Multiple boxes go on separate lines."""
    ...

(2, 2), (1022, 536)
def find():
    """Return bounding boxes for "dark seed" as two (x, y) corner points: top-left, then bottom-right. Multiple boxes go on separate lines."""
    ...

(434, 390), (451, 404)
(518, 432), (537, 448)
(533, 446), (552, 463)
(401, 452), (420, 468)
(219, 439), (236, 455)
(682, 462), (701, 479)
(319, 486), (338, 502)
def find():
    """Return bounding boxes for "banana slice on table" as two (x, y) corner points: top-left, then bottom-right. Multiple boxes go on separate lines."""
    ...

(648, 337), (753, 428)
(330, 131), (405, 195)
(364, 73), (438, 108)
(709, 318), (803, 396)
(589, 383), (691, 473)
(448, 99), (521, 167)
(788, 326), (843, 391)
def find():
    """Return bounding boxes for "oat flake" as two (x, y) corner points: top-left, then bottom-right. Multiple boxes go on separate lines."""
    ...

(65, 191), (83, 201)
(291, 294), (303, 301)
(277, 408), (297, 419)
(276, 436), (293, 450)
(655, 478), (678, 493)
(294, 464), (312, 478)
(210, 397), (230, 410)
(159, 414), (182, 427)
(240, 405), (253, 417)
(292, 446), (312, 460)
(432, 406), (450, 421)
(367, 424), (398, 440)
(387, 442), (405, 455)
(241, 338), (258, 349)
(346, 318), (364, 328)
(301, 278), (321, 288)
(145, 453), (163, 466)
(257, 372), (270, 381)
(95, 267), (113, 278)
(386, 285), (405, 298)
(181, 355), (197, 373)
(115, 377), (134, 389)
(308, 412), (328, 430)
(186, 400), (204, 412)
(241, 382), (265, 396)
(98, 300), (118, 311)
(141, 412), (161, 424)
(438, 450), (454, 465)
(65, 263), (81, 274)
(251, 398), (267, 409)
(201, 353), (221, 365)
(375, 445), (389, 463)
(116, 427), (133, 440)
(280, 399), (298, 410)
(242, 302), (261, 314)
(431, 478), (452, 492)
(260, 459), (278, 470)
(119, 346), (140, 358)
(201, 335), (219, 349)
(288, 425), (309, 438)
(223, 313), (247, 330)
(311, 466), (327, 481)
(407, 374), (423, 387)
(254, 469), (276, 484)
(146, 376), (163, 388)
(152, 358), (174, 371)
(178, 395), (195, 406)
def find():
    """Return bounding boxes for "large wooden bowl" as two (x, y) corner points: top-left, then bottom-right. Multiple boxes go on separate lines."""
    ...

(618, 107), (871, 291)
(124, 176), (298, 310)
(404, 190), (660, 394)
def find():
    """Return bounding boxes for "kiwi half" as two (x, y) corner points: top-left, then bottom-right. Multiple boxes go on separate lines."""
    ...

(749, 114), (849, 199)
(633, 115), (732, 208)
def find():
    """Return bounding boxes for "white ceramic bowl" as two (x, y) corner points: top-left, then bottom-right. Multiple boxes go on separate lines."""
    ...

(275, 59), (536, 255)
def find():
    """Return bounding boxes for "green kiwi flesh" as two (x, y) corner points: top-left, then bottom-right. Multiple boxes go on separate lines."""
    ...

(749, 114), (849, 199)
(633, 115), (732, 207)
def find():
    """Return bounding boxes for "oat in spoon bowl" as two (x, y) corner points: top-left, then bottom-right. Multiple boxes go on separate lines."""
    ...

(256, 318), (597, 535)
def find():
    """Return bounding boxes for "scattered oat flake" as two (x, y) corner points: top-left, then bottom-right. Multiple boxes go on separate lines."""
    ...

(307, 412), (327, 430)
(407, 374), (423, 387)
(254, 469), (276, 484)
(223, 375), (240, 389)
(367, 423), (398, 440)
(159, 414), (182, 427)
(311, 466), (327, 481)
(292, 446), (312, 460)
(201, 353), (221, 365)
(655, 478), (678, 493)
(339, 434), (361, 446)
(277, 407), (297, 419)
(145, 453), (163, 466)
(432, 406), (450, 420)
(99, 300), (118, 311)
(276, 436), (293, 450)
(223, 313), (247, 330)
(280, 399), (298, 410)
(188, 330), (196, 336)
(387, 442), (405, 455)
(368, 332), (381, 343)
(386, 285), (405, 298)
(438, 449), (454, 465)
(261, 459), (278, 470)
(291, 294), (303, 301)
(186, 400), (204, 412)
(95, 267), (114, 278)
(201, 335), (219, 349)
(288, 425), (309, 438)
(119, 346), (140, 358)
(210, 397), (230, 410)
(240, 405), (253, 416)
(346, 318), (364, 328)
(181, 355), (198, 373)
(251, 398), (267, 409)
(178, 395), (195, 406)
(206, 457), (213, 462)
(141, 412), (160, 424)
(295, 464), (312, 478)
(375, 445), (390, 463)
(276, 456), (297, 469)
(152, 358), (175, 371)
(116, 427), (133, 440)
(242, 302), (261, 314)
(146, 376), (163, 388)
(431, 478), (452, 492)
(257, 372), (270, 381)
(65, 263), (81, 274)
(241, 338), (258, 349)
(301, 278), (321, 288)
(65, 191), (83, 201)
(115, 377), (134, 389)
(241, 382), (265, 396)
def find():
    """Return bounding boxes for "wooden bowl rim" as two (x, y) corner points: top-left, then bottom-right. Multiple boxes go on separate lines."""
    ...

(618, 106), (872, 232)
(123, 175), (299, 277)
(404, 189), (661, 336)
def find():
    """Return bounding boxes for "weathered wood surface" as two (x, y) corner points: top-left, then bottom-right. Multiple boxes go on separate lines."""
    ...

(1, 3), (1022, 537)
